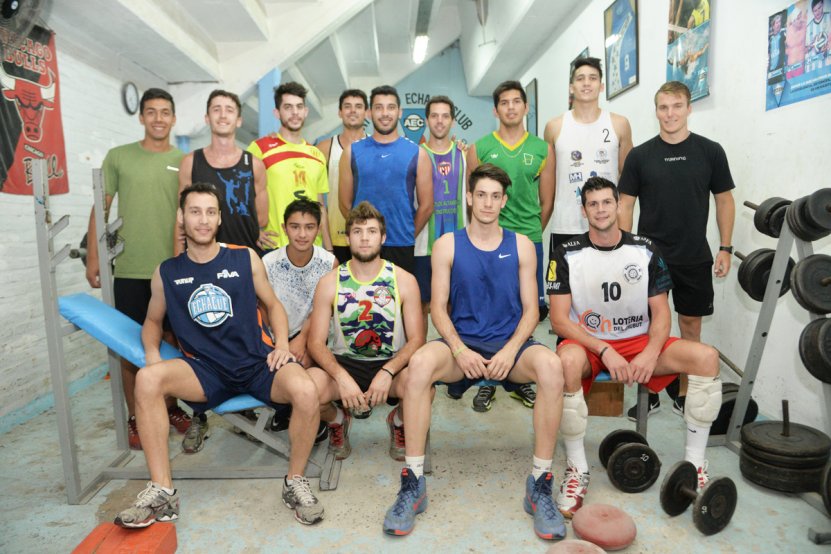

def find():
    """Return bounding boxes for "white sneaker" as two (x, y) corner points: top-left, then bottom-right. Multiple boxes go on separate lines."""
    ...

(697, 460), (710, 491)
(556, 461), (590, 518)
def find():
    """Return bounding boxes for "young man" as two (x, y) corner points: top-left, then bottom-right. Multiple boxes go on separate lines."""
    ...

(805, 0), (831, 73)
(85, 88), (190, 450)
(114, 183), (324, 528)
(548, 176), (721, 518)
(248, 82), (332, 252)
(466, 80), (554, 411)
(338, 85), (433, 275)
(317, 89), (368, 263)
(618, 81), (734, 415)
(306, 201), (424, 462)
(383, 164), (565, 540)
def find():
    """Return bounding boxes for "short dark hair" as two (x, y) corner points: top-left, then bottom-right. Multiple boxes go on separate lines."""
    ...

(339, 89), (368, 110)
(179, 182), (221, 211)
(345, 201), (386, 236)
(571, 57), (603, 82)
(492, 80), (526, 107)
(813, 0), (823, 9)
(469, 163), (511, 193)
(370, 85), (400, 108)
(140, 88), (175, 115)
(425, 95), (455, 118)
(274, 82), (307, 109)
(580, 176), (619, 206)
(206, 89), (241, 114)
(283, 198), (322, 225)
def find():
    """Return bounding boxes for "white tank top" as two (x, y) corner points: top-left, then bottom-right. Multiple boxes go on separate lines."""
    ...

(326, 136), (348, 247)
(552, 110), (620, 234)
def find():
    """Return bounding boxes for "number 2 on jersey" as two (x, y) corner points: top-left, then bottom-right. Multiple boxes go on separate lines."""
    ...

(601, 281), (621, 302)
(358, 300), (373, 321)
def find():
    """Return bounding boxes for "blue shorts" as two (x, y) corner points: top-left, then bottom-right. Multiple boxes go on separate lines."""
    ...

(413, 255), (431, 303)
(437, 337), (543, 393)
(183, 357), (283, 413)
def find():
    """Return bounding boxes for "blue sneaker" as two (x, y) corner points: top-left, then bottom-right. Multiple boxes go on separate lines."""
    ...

(523, 472), (566, 540)
(383, 468), (428, 536)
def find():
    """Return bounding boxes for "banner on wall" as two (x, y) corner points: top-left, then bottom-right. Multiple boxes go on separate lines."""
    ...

(766, 0), (831, 110)
(666, 0), (711, 102)
(0, 25), (68, 195)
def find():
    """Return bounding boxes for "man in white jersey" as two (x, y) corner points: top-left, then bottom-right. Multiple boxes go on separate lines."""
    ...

(548, 176), (721, 519)
(805, 0), (831, 72)
(316, 89), (368, 263)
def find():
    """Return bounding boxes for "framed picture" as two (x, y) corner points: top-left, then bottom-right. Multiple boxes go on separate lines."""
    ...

(525, 78), (538, 136)
(604, 0), (639, 100)
(568, 47), (590, 109)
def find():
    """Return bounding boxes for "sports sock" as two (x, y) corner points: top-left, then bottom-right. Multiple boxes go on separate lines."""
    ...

(684, 422), (710, 468)
(332, 406), (345, 425)
(393, 408), (403, 427)
(564, 439), (589, 473)
(155, 482), (175, 495)
(405, 455), (425, 479)
(532, 456), (552, 480)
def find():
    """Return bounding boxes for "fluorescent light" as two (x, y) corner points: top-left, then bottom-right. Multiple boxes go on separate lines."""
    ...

(413, 34), (429, 64)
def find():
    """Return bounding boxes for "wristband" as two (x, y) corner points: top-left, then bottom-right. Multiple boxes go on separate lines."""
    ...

(452, 345), (467, 358)
(719, 245), (733, 253)
(381, 367), (395, 378)
(598, 346), (609, 359)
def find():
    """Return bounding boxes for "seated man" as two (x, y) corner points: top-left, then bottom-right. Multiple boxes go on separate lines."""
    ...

(383, 164), (566, 540)
(306, 201), (425, 461)
(115, 183), (324, 528)
(548, 176), (721, 519)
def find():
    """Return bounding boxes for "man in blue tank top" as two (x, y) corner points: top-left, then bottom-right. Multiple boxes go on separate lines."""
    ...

(114, 183), (325, 529)
(382, 164), (567, 541)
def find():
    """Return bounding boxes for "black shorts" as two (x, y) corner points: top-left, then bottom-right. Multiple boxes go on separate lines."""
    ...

(413, 255), (431, 303)
(335, 354), (399, 396)
(381, 245), (415, 275)
(114, 277), (170, 330)
(666, 262), (714, 317)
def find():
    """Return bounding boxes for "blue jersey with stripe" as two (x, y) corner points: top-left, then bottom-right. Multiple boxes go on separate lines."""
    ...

(352, 136), (419, 247)
(160, 245), (273, 379)
(450, 229), (522, 344)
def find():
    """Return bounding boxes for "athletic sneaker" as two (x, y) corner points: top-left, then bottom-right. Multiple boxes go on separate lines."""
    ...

(314, 421), (328, 445)
(472, 385), (496, 412)
(181, 414), (209, 454)
(352, 405), (373, 419)
(510, 384), (536, 408)
(383, 468), (428, 536)
(127, 415), (141, 450)
(282, 475), (324, 525)
(327, 408), (352, 460)
(232, 409), (260, 442)
(556, 462), (590, 518)
(167, 405), (191, 434)
(626, 393), (661, 422)
(672, 396), (686, 416)
(445, 383), (464, 400)
(523, 472), (566, 540)
(697, 460), (710, 491)
(114, 482), (179, 528)
(387, 406), (406, 461)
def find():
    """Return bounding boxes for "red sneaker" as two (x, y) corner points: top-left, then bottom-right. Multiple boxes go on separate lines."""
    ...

(128, 416), (142, 450)
(387, 406), (405, 461)
(327, 408), (352, 460)
(168, 405), (191, 435)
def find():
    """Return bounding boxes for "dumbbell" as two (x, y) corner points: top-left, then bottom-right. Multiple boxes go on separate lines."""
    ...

(660, 461), (737, 535)
(598, 430), (661, 493)
(744, 197), (790, 238)
(734, 249), (794, 302)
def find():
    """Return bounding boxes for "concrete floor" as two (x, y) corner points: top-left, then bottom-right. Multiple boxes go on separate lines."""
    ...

(2, 324), (830, 553)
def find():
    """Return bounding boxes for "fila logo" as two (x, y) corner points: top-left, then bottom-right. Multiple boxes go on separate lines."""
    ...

(174, 277), (194, 285)
(217, 269), (240, 279)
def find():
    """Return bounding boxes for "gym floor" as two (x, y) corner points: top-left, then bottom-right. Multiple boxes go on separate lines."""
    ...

(2, 322), (829, 553)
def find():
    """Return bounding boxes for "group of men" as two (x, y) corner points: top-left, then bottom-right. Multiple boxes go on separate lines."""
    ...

(89, 56), (735, 540)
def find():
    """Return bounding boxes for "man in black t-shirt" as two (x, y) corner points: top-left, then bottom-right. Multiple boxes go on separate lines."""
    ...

(617, 81), (734, 413)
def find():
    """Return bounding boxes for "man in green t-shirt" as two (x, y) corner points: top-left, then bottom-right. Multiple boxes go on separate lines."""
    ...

(465, 80), (555, 412)
(85, 88), (191, 450)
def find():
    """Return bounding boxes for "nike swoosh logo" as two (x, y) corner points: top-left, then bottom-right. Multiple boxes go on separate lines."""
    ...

(499, 253), (510, 259)
(381, 153), (391, 158)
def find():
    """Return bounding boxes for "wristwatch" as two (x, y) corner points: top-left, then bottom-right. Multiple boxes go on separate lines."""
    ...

(719, 245), (733, 254)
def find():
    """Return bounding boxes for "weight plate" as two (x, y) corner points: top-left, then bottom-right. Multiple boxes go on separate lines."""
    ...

(741, 249), (792, 301)
(741, 442), (830, 470)
(721, 382), (740, 394)
(767, 203), (789, 238)
(786, 197), (823, 241)
(740, 450), (824, 493)
(753, 197), (790, 238)
(806, 188), (831, 232)
(798, 318), (831, 384)
(710, 393), (759, 436)
(738, 249), (769, 301)
(822, 462), (831, 517)
(598, 429), (647, 469)
(660, 461), (696, 516)
(693, 477), (737, 535)
(607, 443), (661, 493)
(818, 318), (831, 369)
(792, 255), (831, 314)
(794, 196), (827, 241)
(741, 420), (831, 457)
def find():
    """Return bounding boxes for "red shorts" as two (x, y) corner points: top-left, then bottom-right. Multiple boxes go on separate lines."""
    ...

(557, 334), (680, 395)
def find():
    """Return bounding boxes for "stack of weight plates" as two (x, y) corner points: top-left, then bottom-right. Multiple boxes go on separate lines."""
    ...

(740, 420), (831, 493)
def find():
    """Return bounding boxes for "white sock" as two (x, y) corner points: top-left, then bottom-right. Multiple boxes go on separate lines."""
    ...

(393, 407), (403, 427)
(285, 475), (293, 486)
(532, 456), (552, 480)
(332, 406), (344, 425)
(564, 439), (589, 473)
(405, 455), (425, 479)
(684, 422), (710, 468)
(155, 482), (175, 495)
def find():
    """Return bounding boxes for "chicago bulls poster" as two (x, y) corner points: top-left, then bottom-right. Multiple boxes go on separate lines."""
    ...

(0, 24), (68, 195)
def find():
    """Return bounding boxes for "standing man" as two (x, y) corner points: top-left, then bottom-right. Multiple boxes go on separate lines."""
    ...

(338, 85), (433, 275)
(248, 82), (332, 252)
(382, 164), (565, 540)
(548, 177), (721, 517)
(114, 183), (325, 528)
(317, 89), (368, 263)
(85, 88), (190, 450)
(618, 81), (735, 414)
(466, 80), (555, 412)
(805, 0), (831, 73)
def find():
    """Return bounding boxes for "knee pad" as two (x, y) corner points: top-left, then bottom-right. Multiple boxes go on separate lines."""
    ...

(561, 389), (588, 441)
(684, 375), (722, 428)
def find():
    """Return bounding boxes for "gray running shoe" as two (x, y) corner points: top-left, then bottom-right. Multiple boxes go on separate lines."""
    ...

(282, 475), (324, 525)
(114, 482), (179, 528)
(327, 408), (352, 460)
(472, 385), (496, 412)
(182, 414), (209, 454)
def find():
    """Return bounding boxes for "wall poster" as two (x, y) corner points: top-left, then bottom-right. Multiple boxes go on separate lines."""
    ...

(604, 0), (639, 100)
(666, 0), (711, 102)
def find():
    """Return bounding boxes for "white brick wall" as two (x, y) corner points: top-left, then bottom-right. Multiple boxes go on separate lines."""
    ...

(0, 50), (157, 420)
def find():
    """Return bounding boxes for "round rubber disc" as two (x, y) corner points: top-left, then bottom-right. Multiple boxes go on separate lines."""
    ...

(572, 504), (637, 551)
